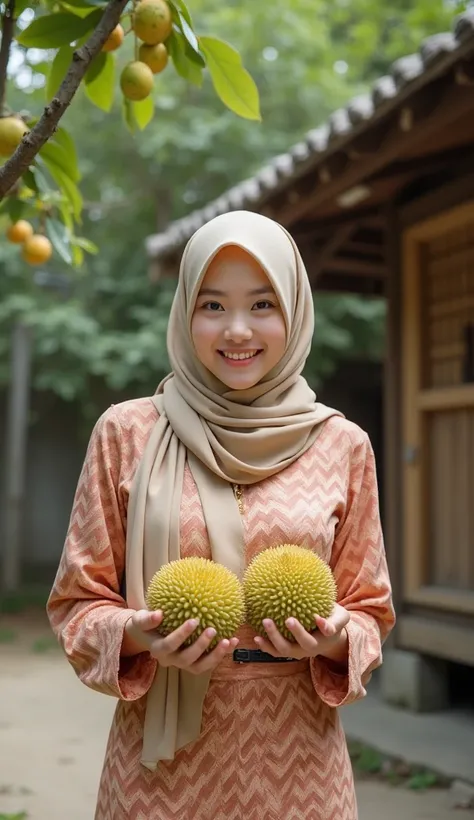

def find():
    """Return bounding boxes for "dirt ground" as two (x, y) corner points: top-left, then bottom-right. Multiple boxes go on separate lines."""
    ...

(1, 612), (473, 820)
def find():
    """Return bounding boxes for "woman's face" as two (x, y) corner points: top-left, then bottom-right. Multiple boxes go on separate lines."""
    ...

(191, 245), (287, 390)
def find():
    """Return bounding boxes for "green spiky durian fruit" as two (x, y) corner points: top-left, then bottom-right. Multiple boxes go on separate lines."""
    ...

(243, 544), (337, 642)
(145, 557), (245, 650)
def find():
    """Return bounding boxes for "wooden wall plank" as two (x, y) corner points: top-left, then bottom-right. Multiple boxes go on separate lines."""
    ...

(402, 231), (424, 596)
(383, 205), (403, 631)
(398, 614), (474, 665)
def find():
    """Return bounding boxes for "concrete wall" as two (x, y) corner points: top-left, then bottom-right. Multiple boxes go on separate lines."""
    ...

(0, 394), (89, 583)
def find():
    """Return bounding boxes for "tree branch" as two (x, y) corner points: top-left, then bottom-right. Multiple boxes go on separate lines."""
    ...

(0, 0), (128, 199)
(0, 0), (16, 113)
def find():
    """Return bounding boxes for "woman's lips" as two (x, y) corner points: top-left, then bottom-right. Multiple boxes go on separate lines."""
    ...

(218, 350), (263, 366)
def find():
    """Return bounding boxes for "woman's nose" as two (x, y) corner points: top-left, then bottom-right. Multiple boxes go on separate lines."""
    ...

(224, 318), (253, 342)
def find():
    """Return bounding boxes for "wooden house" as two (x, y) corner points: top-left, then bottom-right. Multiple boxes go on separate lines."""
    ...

(146, 12), (474, 706)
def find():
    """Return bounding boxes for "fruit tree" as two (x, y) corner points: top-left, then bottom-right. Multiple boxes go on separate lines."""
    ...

(0, 0), (260, 267)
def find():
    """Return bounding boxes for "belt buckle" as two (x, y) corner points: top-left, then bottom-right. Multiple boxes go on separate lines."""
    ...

(233, 648), (252, 663)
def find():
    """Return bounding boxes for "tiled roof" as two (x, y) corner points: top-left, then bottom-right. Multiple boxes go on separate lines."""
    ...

(146, 9), (474, 261)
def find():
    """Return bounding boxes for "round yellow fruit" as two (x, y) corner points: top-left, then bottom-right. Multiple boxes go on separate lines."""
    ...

(102, 23), (125, 52)
(0, 116), (29, 157)
(120, 60), (154, 101)
(243, 544), (337, 642)
(138, 42), (168, 74)
(21, 234), (53, 265)
(133, 0), (172, 45)
(146, 557), (245, 651)
(6, 219), (33, 244)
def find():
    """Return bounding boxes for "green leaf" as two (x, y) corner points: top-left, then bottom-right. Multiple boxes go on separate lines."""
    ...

(71, 235), (99, 254)
(60, 3), (101, 19)
(29, 60), (50, 75)
(31, 164), (53, 195)
(168, 31), (203, 87)
(121, 95), (156, 134)
(6, 198), (26, 223)
(84, 52), (115, 112)
(122, 98), (137, 134)
(46, 46), (73, 100)
(15, 0), (33, 14)
(22, 168), (39, 194)
(168, 3), (203, 65)
(173, 0), (193, 28)
(199, 36), (261, 121)
(59, 199), (74, 232)
(46, 217), (73, 265)
(184, 39), (205, 67)
(61, 0), (108, 8)
(56, 172), (83, 223)
(16, 9), (103, 49)
(37, 157), (83, 222)
(71, 244), (84, 267)
(39, 140), (80, 183)
(50, 126), (79, 180)
(132, 96), (154, 130)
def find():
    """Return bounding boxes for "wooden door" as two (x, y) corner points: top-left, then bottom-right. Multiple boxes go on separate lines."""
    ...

(402, 201), (474, 622)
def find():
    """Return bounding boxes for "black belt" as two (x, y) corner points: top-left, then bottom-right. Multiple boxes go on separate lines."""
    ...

(233, 649), (298, 664)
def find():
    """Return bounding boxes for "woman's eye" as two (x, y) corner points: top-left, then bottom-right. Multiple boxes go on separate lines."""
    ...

(253, 300), (273, 310)
(203, 301), (223, 311)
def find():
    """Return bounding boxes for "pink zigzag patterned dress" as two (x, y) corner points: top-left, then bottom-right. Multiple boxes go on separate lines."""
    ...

(47, 397), (395, 820)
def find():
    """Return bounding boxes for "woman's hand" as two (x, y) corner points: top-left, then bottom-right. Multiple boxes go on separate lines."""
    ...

(123, 609), (239, 675)
(254, 603), (350, 664)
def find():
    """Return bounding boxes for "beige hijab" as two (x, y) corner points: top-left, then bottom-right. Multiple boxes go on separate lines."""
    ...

(125, 210), (341, 771)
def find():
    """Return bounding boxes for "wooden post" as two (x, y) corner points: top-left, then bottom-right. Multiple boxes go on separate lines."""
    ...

(383, 203), (403, 635)
(1, 321), (32, 592)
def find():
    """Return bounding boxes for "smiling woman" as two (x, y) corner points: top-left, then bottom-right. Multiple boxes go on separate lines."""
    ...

(47, 210), (395, 820)
(191, 245), (287, 390)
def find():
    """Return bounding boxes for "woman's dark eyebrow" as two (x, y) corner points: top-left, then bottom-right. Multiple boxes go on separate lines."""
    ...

(198, 286), (275, 296)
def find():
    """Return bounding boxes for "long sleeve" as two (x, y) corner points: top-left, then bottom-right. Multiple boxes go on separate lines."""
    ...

(47, 406), (157, 700)
(310, 430), (396, 708)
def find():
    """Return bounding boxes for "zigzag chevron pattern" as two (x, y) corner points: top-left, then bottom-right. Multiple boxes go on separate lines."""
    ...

(47, 397), (395, 819)
(96, 671), (357, 819)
